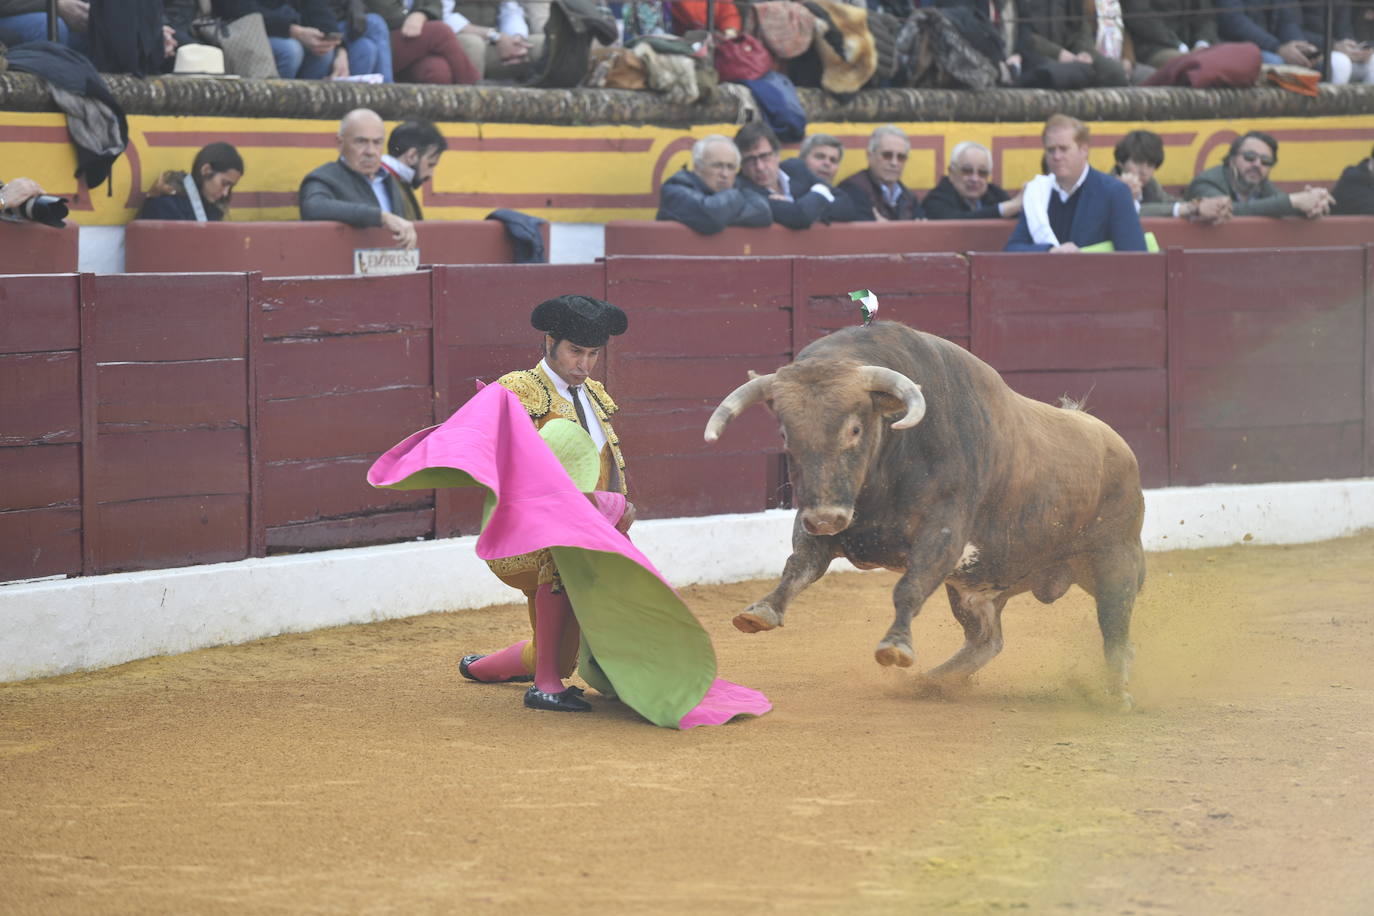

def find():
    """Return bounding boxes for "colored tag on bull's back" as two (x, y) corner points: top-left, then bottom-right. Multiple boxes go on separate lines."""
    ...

(848, 289), (878, 325)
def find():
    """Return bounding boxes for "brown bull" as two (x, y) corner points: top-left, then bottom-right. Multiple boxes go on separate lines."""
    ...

(704, 321), (1145, 708)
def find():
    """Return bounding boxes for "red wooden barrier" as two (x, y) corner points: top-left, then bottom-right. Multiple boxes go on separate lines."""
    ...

(0, 274), (81, 582)
(604, 216), (1374, 259)
(970, 252), (1169, 488)
(125, 220), (549, 275)
(0, 222), (79, 274)
(1167, 246), (1368, 486)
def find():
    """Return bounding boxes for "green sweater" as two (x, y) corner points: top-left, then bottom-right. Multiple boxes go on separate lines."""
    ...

(1185, 163), (1299, 217)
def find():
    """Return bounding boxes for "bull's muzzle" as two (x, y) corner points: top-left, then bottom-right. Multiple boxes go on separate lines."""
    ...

(800, 506), (854, 536)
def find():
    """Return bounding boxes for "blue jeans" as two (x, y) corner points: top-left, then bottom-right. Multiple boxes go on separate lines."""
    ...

(1260, 49), (1284, 65)
(339, 14), (393, 82)
(0, 12), (70, 47)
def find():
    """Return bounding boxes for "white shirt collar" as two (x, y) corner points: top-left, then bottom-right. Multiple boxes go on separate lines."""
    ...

(540, 358), (608, 453)
(1053, 163), (1090, 202)
(775, 169), (792, 201)
(382, 154), (414, 186)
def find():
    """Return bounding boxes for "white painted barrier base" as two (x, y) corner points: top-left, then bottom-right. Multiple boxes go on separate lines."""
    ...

(3, 478), (1371, 683)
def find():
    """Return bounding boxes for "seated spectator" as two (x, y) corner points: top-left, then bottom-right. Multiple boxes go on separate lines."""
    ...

(1215, 0), (1316, 66)
(1112, 129), (1231, 222)
(222, 0), (346, 78)
(449, 0), (543, 81)
(136, 142), (244, 221)
(1018, 0), (1130, 86)
(300, 108), (417, 247)
(1005, 114), (1147, 252)
(0, 0), (85, 49)
(1300, 1), (1374, 84)
(1123, 0), (1220, 69)
(923, 141), (1022, 220)
(380, 120), (445, 220)
(367, 0), (476, 83)
(838, 125), (924, 221)
(656, 134), (772, 234)
(327, 0), (394, 80)
(0, 176), (47, 215)
(782, 133), (866, 222)
(733, 121), (834, 230)
(1331, 144), (1374, 214)
(1185, 131), (1333, 218)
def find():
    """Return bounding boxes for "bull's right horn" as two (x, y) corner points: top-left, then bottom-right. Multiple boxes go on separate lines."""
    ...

(856, 366), (927, 430)
(704, 373), (775, 443)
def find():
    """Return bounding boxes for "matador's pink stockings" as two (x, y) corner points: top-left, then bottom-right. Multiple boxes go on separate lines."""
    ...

(465, 640), (529, 682)
(532, 583), (575, 695)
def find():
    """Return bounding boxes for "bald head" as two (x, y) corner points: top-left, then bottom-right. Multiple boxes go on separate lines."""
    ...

(339, 108), (385, 179)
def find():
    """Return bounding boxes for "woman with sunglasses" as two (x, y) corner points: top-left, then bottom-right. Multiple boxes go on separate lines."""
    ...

(1184, 131), (1333, 219)
(922, 140), (1022, 221)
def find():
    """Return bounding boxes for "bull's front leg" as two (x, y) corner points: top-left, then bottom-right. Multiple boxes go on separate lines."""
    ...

(875, 534), (965, 668)
(734, 521), (838, 633)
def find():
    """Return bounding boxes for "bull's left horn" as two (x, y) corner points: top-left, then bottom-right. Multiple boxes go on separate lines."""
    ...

(704, 373), (775, 443)
(856, 366), (927, 430)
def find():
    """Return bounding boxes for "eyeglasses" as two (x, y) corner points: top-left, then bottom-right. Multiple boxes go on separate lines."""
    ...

(956, 165), (991, 177)
(1239, 150), (1275, 167)
(879, 150), (909, 162)
(740, 149), (778, 167)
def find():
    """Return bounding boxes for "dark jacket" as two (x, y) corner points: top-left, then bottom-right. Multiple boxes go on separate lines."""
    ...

(364, 0), (442, 30)
(656, 168), (773, 235)
(1300, 0), (1355, 48)
(136, 191), (226, 221)
(780, 157), (866, 222)
(219, 0), (336, 37)
(1331, 159), (1374, 215)
(299, 159), (407, 226)
(1123, 0), (1221, 64)
(1215, 0), (1304, 51)
(1004, 167), (1148, 251)
(737, 164), (831, 230)
(922, 175), (1011, 220)
(1185, 163), (1299, 216)
(837, 169), (923, 221)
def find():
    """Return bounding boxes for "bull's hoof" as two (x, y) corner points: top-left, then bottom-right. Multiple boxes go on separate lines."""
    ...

(733, 605), (781, 633)
(874, 642), (915, 668)
(1112, 690), (1135, 714)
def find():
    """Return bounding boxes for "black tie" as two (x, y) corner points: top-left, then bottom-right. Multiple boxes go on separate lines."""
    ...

(568, 386), (590, 431)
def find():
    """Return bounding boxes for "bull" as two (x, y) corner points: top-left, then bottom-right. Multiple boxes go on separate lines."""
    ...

(704, 321), (1145, 708)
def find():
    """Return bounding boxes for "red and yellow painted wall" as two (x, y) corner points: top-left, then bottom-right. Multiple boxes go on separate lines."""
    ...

(3, 111), (1372, 225)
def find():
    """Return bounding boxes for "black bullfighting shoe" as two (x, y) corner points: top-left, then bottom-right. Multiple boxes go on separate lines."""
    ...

(458, 654), (534, 683)
(524, 686), (592, 712)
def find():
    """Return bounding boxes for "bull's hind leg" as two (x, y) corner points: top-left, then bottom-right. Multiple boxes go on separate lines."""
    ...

(1086, 544), (1145, 711)
(925, 584), (1009, 682)
(734, 525), (836, 633)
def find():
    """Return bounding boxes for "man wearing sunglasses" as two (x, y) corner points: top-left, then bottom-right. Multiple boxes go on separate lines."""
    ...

(1185, 131), (1334, 218)
(837, 125), (924, 221)
(923, 141), (1023, 221)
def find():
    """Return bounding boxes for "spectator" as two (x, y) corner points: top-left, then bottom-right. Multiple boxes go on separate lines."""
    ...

(449, 0), (542, 81)
(1123, 0), (1220, 69)
(1299, 1), (1374, 84)
(300, 108), (418, 247)
(1018, 0), (1130, 85)
(0, 0), (85, 48)
(837, 125), (924, 221)
(136, 142), (244, 221)
(656, 134), (772, 234)
(1112, 129), (1231, 222)
(1185, 131), (1333, 218)
(1331, 145), (1374, 214)
(380, 120), (445, 220)
(222, 0), (345, 78)
(733, 121), (834, 230)
(367, 0), (477, 84)
(1215, 0), (1315, 66)
(922, 141), (1022, 220)
(1004, 114), (1147, 252)
(782, 133), (866, 222)
(325, 0), (394, 80)
(0, 176), (47, 214)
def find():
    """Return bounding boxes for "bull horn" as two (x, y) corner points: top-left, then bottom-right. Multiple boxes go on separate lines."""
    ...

(856, 366), (926, 430)
(704, 373), (775, 443)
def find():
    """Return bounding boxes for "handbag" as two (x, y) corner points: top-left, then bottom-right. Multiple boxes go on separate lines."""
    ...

(713, 32), (774, 82)
(191, 0), (278, 79)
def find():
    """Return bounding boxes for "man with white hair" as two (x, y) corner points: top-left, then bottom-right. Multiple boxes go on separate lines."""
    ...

(656, 134), (772, 235)
(299, 108), (417, 249)
(837, 125), (924, 221)
(922, 141), (1023, 220)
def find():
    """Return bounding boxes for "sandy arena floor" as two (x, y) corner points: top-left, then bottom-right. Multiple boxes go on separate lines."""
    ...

(2, 532), (1372, 915)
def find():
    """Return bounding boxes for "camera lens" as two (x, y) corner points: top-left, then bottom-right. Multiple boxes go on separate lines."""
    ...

(22, 195), (69, 228)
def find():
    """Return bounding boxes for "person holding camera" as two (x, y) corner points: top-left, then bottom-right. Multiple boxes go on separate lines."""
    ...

(136, 142), (244, 222)
(0, 177), (68, 227)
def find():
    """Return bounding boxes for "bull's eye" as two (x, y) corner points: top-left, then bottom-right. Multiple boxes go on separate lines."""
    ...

(850, 424), (862, 436)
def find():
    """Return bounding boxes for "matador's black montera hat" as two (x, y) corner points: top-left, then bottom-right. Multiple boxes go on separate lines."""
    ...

(531, 295), (628, 348)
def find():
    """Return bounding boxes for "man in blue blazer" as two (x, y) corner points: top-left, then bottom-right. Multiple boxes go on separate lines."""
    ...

(1004, 114), (1148, 253)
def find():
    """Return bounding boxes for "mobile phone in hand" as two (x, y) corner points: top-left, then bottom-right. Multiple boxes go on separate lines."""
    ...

(324, 31), (342, 40)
